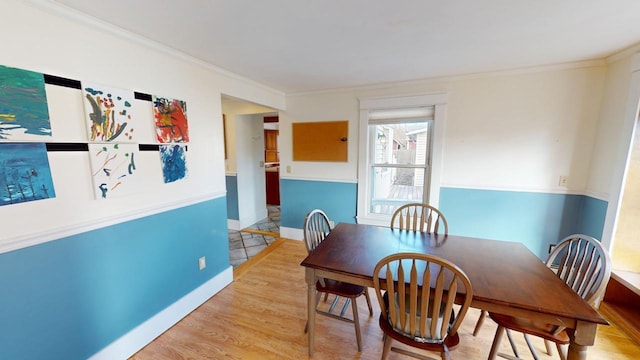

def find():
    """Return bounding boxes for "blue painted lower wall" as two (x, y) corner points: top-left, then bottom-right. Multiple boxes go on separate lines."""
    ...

(280, 179), (357, 229)
(225, 175), (239, 220)
(0, 197), (229, 360)
(279, 179), (608, 259)
(579, 195), (608, 240)
(439, 188), (607, 258)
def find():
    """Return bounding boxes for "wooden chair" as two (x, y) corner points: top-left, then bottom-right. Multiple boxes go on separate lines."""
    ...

(486, 234), (612, 360)
(302, 209), (373, 352)
(390, 203), (448, 234)
(373, 253), (473, 360)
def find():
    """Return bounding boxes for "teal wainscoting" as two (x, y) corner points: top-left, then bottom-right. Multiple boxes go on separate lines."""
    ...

(280, 179), (357, 229)
(579, 195), (608, 240)
(439, 187), (607, 259)
(0, 197), (229, 360)
(225, 175), (239, 220)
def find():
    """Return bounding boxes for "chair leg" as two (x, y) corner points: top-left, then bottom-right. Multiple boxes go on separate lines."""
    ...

(351, 296), (362, 352)
(473, 310), (486, 336)
(505, 330), (520, 358)
(340, 298), (351, 317)
(364, 288), (373, 316)
(488, 325), (505, 360)
(381, 332), (393, 360)
(328, 294), (340, 313)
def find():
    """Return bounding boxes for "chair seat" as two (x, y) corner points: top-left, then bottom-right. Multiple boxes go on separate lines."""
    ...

(489, 312), (570, 344)
(316, 278), (366, 297)
(379, 313), (461, 352)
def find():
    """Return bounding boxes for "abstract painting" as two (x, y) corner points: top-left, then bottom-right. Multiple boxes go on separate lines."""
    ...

(88, 143), (142, 199)
(0, 65), (51, 140)
(0, 143), (56, 206)
(153, 95), (189, 143)
(82, 82), (136, 142)
(159, 144), (187, 183)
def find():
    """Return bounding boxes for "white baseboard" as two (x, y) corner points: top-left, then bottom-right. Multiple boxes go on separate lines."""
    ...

(240, 208), (269, 229)
(280, 226), (303, 241)
(89, 266), (233, 360)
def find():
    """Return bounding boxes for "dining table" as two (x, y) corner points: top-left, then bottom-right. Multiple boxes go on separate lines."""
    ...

(300, 222), (608, 359)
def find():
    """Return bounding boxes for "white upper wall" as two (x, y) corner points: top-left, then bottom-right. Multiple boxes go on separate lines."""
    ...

(222, 98), (276, 174)
(0, 0), (285, 252)
(282, 64), (606, 194)
(591, 52), (640, 247)
(588, 55), (635, 198)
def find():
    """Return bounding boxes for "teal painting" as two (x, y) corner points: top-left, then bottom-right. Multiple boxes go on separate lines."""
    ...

(0, 142), (56, 206)
(0, 65), (52, 140)
(159, 144), (187, 183)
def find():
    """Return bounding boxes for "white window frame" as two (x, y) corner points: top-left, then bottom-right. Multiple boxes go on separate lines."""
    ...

(357, 93), (448, 226)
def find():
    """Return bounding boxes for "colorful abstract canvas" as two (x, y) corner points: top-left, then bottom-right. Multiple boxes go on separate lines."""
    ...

(153, 95), (189, 143)
(159, 144), (187, 183)
(88, 143), (142, 199)
(82, 82), (136, 142)
(0, 65), (51, 140)
(0, 143), (56, 206)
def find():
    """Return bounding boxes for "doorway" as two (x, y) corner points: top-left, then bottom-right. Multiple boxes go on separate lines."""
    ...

(221, 95), (280, 267)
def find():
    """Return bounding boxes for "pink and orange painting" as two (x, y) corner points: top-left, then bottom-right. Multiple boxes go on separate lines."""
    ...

(153, 95), (189, 143)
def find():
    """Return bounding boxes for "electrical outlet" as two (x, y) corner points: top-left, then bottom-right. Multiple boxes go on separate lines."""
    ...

(548, 244), (556, 254)
(198, 256), (206, 270)
(329, 220), (335, 228)
(558, 176), (568, 187)
(286, 165), (291, 173)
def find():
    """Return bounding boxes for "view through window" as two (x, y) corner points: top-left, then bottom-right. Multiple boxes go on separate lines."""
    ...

(369, 119), (432, 215)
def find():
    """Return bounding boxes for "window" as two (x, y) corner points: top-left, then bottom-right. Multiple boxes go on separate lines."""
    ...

(357, 94), (447, 226)
(368, 119), (431, 215)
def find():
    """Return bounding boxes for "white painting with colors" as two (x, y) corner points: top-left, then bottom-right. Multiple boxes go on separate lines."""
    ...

(88, 143), (142, 199)
(82, 82), (136, 142)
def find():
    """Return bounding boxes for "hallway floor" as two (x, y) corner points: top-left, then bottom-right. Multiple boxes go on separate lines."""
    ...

(228, 206), (280, 267)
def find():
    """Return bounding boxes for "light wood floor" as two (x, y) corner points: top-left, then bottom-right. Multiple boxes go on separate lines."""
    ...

(130, 239), (640, 360)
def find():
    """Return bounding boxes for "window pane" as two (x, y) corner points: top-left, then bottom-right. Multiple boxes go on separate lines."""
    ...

(372, 122), (428, 165)
(370, 166), (425, 215)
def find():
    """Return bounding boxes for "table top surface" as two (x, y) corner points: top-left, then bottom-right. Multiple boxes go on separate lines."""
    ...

(301, 222), (607, 325)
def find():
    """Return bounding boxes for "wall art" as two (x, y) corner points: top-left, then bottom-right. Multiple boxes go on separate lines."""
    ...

(82, 82), (136, 142)
(0, 142), (56, 206)
(88, 143), (142, 199)
(0, 65), (51, 140)
(159, 144), (187, 183)
(153, 95), (189, 143)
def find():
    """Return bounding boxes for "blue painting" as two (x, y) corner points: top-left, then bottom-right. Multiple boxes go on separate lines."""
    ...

(159, 144), (187, 183)
(0, 65), (52, 140)
(0, 143), (56, 206)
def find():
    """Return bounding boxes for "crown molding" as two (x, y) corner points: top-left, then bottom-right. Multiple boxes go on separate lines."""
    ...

(606, 42), (640, 64)
(23, 0), (285, 99)
(288, 59), (606, 97)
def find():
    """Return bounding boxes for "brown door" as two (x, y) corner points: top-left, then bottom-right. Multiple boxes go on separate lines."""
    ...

(264, 129), (279, 163)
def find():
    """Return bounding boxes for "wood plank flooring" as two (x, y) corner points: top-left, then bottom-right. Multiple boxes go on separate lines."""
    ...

(130, 239), (640, 360)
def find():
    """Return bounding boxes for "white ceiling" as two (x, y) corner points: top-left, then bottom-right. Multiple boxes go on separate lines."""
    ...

(48, 0), (640, 94)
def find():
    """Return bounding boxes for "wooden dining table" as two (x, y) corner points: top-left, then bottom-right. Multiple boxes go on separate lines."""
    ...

(300, 223), (608, 359)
